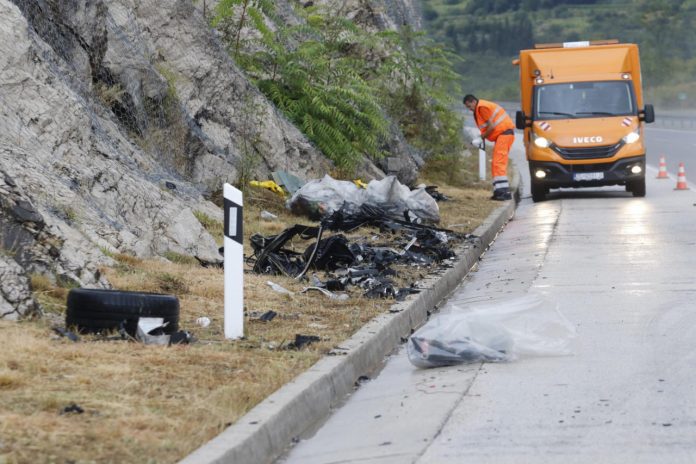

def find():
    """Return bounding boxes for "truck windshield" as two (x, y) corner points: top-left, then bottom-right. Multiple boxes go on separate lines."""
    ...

(534, 81), (635, 120)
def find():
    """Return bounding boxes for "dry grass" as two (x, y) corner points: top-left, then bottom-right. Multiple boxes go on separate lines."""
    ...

(435, 184), (497, 231)
(0, 179), (497, 463)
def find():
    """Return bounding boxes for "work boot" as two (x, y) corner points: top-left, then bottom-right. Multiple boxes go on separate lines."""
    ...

(491, 187), (512, 201)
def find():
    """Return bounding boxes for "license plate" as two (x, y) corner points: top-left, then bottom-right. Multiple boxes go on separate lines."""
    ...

(573, 172), (604, 181)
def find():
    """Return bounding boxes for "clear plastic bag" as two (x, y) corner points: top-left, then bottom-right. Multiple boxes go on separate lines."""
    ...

(408, 294), (576, 368)
(364, 176), (440, 223)
(286, 175), (439, 223)
(287, 175), (366, 220)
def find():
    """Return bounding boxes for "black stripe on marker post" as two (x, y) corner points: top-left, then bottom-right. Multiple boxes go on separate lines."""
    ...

(224, 198), (243, 245)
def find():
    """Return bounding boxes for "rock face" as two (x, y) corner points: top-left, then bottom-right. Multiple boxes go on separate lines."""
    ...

(0, 1), (221, 266)
(0, 0), (424, 318)
(9, 0), (332, 192)
(0, 168), (105, 287)
(0, 0), (334, 318)
(123, 1), (333, 189)
(313, 0), (421, 32)
(0, 254), (38, 320)
(378, 121), (424, 187)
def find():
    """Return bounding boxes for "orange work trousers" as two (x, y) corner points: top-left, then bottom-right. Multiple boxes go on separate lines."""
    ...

(492, 134), (514, 178)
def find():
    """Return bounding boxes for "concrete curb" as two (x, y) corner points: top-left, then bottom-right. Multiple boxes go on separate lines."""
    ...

(181, 170), (521, 464)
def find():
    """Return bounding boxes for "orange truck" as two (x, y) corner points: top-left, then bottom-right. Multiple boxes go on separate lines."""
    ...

(514, 40), (655, 202)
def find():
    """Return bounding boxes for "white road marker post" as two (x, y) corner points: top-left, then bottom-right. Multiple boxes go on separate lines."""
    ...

(478, 143), (486, 181)
(223, 183), (244, 339)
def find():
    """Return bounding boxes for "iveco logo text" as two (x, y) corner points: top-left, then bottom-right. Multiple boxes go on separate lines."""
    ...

(573, 136), (603, 144)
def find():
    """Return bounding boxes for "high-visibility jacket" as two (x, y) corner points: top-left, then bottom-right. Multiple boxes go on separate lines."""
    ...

(474, 99), (515, 142)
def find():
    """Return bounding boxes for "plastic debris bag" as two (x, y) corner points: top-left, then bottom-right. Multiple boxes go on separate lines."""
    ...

(364, 176), (440, 223)
(408, 294), (576, 368)
(287, 175), (439, 223)
(287, 175), (366, 220)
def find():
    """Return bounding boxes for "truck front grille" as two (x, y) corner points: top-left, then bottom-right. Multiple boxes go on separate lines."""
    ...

(551, 141), (624, 160)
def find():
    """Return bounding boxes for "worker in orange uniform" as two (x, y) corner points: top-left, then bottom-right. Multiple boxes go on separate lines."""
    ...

(463, 94), (515, 201)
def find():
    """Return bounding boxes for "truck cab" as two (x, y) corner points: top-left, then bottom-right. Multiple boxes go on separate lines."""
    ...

(514, 40), (655, 202)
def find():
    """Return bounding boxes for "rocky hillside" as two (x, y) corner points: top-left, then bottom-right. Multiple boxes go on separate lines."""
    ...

(312, 0), (421, 31)
(0, 0), (424, 318)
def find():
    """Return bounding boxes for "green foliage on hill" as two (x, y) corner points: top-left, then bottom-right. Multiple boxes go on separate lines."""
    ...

(423, 0), (696, 107)
(375, 28), (465, 156)
(213, 1), (466, 174)
(213, 1), (386, 172)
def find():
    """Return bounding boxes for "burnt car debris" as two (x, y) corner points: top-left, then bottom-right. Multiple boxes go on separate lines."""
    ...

(247, 202), (479, 301)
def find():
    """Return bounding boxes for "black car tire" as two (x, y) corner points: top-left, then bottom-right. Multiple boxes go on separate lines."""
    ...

(531, 180), (546, 202)
(66, 288), (179, 335)
(628, 177), (646, 197)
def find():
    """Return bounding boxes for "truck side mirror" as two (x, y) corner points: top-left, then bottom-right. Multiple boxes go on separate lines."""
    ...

(515, 111), (529, 130)
(641, 104), (655, 124)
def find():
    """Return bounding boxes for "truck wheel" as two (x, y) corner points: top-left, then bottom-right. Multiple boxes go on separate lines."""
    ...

(628, 177), (646, 197)
(66, 288), (180, 335)
(531, 181), (546, 202)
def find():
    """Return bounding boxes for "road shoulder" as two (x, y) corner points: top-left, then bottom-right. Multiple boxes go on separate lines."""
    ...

(181, 169), (521, 464)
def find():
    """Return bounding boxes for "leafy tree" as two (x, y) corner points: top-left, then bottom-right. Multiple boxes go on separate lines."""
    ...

(214, 3), (388, 172)
(212, 0), (275, 59)
(375, 28), (465, 157)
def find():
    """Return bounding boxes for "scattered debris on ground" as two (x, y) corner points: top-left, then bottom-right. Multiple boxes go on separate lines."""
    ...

(266, 281), (295, 295)
(272, 170), (306, 195)
(52, 326), (79, 342)
(425, 185), (451, 202)
(256, 310), (278, 322)
(300, 286), (350, 301)
(60, 403), (85, 415)
(195, 316), (211, 327)
(249, 199), (478, 302)
(407, 294), (577, 368)
(287, 334), (321, 350)
(260, 210), (279, 221)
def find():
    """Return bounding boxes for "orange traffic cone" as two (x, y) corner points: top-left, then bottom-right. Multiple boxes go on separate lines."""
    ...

(675, 163), (689, 190)
(656, 155), (669, 179)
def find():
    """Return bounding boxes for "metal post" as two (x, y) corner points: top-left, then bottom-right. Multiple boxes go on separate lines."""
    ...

(223, 183), (244, 339)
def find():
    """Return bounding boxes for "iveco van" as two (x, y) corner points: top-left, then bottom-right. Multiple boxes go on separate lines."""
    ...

(514, 40), (655, 202)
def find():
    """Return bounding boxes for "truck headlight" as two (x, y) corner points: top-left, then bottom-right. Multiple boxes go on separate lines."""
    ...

(622, 130), (640, 144)
(533, 134), (550, 148)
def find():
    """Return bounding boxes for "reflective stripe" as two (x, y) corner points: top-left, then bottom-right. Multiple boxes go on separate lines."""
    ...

(486, 107), (501, 124)
(489, 117), (504, 130)
(493, 176), (509, 188)
(483, 106), (505, 131)
(478, 122), (489, 129)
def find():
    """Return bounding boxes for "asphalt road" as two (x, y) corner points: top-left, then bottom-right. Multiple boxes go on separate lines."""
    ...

(279, 138), (696, 463)
(644, 127), (696, 182)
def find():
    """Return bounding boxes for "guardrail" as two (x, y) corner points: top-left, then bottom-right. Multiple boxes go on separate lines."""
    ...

(652, 112), (696, 131)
